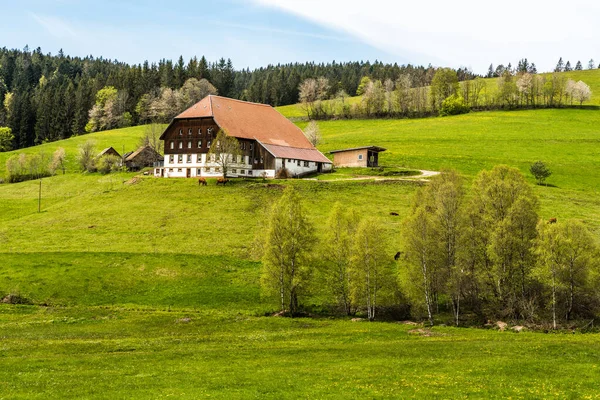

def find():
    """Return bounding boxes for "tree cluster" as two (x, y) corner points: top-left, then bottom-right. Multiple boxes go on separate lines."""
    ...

(5, 147), (65, 183)
(297, 66), (593, 120)
(260, 168), (600, 328)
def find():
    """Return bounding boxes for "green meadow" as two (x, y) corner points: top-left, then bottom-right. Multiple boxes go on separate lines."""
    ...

(1, 103), (600, 397)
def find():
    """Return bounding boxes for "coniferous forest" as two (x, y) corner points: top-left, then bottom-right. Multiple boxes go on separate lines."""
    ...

(0, 46), (475, 150)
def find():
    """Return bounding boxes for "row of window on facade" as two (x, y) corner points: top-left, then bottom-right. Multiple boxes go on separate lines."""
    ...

(168, 154), (263, 165)
(287, 158), (311, 167)
(169, 139), (254, 152)
(179, 127), (214, 136)
(166, 167), (251, 175)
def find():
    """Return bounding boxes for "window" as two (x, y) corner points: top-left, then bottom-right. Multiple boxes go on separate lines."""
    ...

(187, 155), (191, 163)
(260, 156), (264, 164)
(231, 169), (237, 174)
(198, 128), (202, 135)
(188, 128), (192, 135)
(179, 129), (183, 136)
(304, 161), (309, 167)
(240, 142), (246, 150)
(178, 155), (183, 163)
(188, 141), (192, 149)
(288, 159), (292, 163)
(254, 158), (258, 165)
(358, 154), (363, 160)
(178, 142), (183, 149)
(249, 143), (254, 151)
(207, 140), (211, 148)
(169, 168), (173, 172)
(240, 170), (245, 175)
(216, 167), (221, 173)
(177, 168), (182, 172)
(207, 127), (214, 136)
(197, 168), (202, 175)
(211, 154), (216, 162)
(169, 155), (174, 163)
(248, 170), (253, 176)
(198, 140), (202, 148)
(170, 141), (174, 150)
(297, 160), (301, 166)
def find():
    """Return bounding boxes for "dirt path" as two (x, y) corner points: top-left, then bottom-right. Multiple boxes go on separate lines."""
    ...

(304, 170), (441, 182)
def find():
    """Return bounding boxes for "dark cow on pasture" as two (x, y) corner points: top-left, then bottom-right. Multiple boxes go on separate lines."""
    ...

(548, 218), (557, 224)
(216, 177), (229, 185)
(198, 177), (207, 186)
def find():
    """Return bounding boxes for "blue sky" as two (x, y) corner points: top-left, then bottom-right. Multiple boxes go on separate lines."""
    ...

(2, 0), (599, 73)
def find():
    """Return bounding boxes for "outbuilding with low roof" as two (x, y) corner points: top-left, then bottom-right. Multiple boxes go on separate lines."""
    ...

(329, 146), (387, 168)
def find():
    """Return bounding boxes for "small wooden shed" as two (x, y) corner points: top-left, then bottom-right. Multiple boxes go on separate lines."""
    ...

(329, 146), (387, 168)
(124, 146), (163, 171)
(97, 147), (121, 159)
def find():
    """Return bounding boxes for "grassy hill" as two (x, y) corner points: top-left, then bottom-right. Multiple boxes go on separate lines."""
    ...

(2, 105), (600, 397)
(0, 125), (164, 177)
(277, 69), (600, 119)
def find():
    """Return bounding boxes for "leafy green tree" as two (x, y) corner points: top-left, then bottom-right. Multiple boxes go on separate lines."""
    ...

(0, 126), (14, 151)
(77, 140), (97, 172)
(207, 129), (242, 178)
(321, 203), (360, 315)
(349, 217), (390, 321)
(530, 161), (552, 185)
(356, 76), (371, 96)
(260, 187), (315, 315)
(465, 165), (539, 318)
(430, 68), (459, 110)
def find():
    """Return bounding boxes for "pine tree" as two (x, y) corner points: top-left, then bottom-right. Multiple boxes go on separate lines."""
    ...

(555, 57), (564, 72)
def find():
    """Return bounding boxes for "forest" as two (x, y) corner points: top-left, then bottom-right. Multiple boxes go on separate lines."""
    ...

(0, 46), (471, 150)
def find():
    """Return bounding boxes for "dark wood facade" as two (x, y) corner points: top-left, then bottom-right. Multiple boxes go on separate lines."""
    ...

(162, 117), (275, 171)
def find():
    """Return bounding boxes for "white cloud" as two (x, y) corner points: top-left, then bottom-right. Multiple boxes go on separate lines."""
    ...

(249, 0), (600, 73)
(30, 13), (77, 39)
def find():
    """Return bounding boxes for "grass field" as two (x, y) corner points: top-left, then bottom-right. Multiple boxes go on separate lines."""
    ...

(2, 103), (600, 396)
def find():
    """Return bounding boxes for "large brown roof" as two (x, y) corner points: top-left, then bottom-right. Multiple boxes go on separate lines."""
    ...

(173, 95), (319, 150)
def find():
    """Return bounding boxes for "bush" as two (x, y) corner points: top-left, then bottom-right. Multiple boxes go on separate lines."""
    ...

(275, 167), (291, 179)
(98, 155), (121, 174)
(77, 140), (97, 172)
(439, 94), (470, 116)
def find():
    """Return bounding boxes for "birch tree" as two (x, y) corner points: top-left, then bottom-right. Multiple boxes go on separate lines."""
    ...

(260, 187), (315, 315)
(208, 129), (242, 178)
(303, 120), (321, 147)
(349, 217), (390, 321)
(322, 203), (360, 315)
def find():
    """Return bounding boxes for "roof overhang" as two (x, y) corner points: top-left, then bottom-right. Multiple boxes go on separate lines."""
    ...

(329, 146), (387, 154)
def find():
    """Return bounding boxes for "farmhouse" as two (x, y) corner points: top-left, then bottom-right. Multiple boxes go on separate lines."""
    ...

(330, 146), (387, 168)
(156, 95), (332, 178)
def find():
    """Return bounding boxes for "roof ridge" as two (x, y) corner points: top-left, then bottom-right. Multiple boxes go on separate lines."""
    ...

(209, 95), (272, 108)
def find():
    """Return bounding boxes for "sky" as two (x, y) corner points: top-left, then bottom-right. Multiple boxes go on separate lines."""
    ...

(1, 0), (599, 74)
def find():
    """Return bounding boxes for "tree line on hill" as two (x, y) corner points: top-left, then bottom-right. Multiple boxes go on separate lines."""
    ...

(259, 167), (600, 328)
(298, 65), (593, 120)
(0, 46), (475, 151)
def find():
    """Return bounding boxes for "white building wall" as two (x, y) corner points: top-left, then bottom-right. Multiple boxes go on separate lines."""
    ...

(161, 153), (332, 178)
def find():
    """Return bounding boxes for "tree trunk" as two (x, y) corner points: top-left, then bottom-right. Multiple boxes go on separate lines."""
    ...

(552, 272), (557, 330)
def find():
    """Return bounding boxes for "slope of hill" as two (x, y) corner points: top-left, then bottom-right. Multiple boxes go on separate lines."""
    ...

(0, 125), (163, 176)
(276, 69), (600, 119)
(2, 103), (600, 397)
